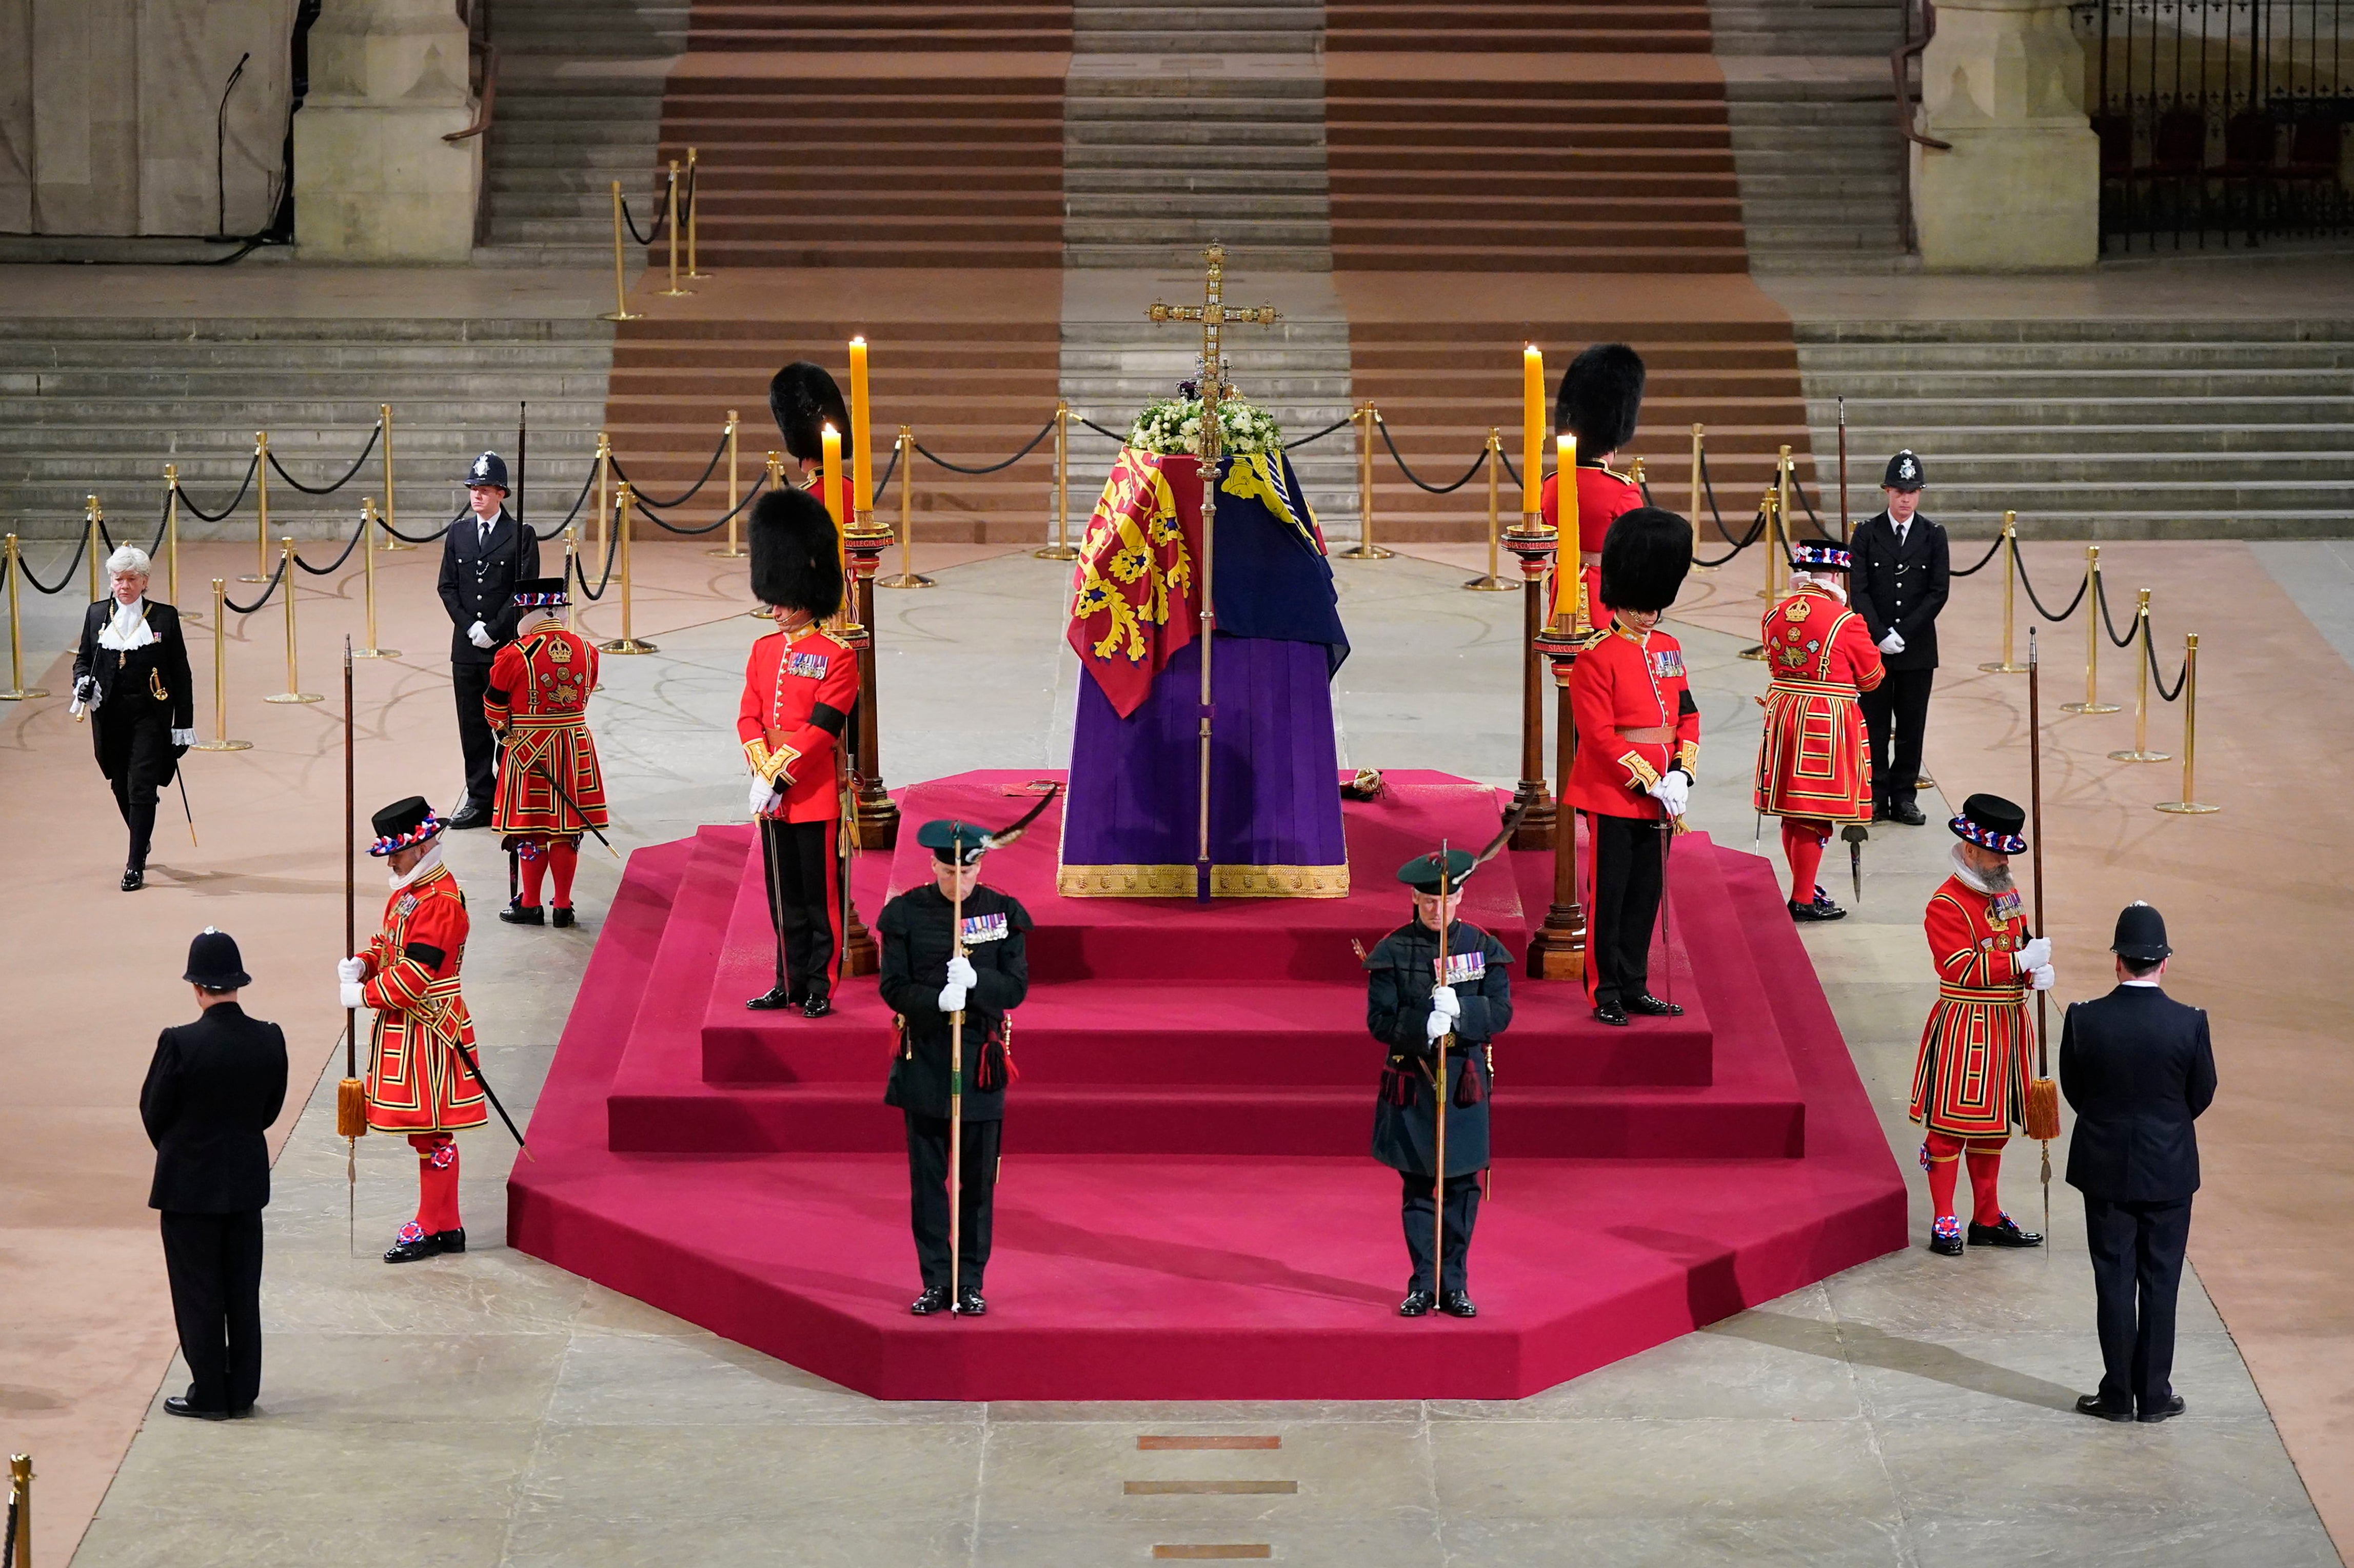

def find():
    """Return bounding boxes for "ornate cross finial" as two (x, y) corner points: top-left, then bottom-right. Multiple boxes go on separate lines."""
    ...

(1146, 242), (1280, 461)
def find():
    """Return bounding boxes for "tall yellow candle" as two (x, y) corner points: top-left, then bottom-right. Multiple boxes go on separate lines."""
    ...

(1554, 433), (1578, 622)
(820, 421), (844, 530)
(847, 336), (871, 526)
(1520, 344), (1544, 519)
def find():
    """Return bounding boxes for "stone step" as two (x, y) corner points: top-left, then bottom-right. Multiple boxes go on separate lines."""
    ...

(1818, 422), (2354, 455)
(1804, 342), (2354, 369)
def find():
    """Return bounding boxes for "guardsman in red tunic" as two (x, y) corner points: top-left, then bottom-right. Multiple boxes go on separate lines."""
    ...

(485, 577), (606, 927)
(769, 360), (863, 532)
(1564, 508), (1700, 1026)
(1909, 792), (2055, 1256)
(335, 796), (489, 1264)
(1754, 540), (1884, 921)
(740, 486), (859, 1018)
(1540, 343), (1647, 625)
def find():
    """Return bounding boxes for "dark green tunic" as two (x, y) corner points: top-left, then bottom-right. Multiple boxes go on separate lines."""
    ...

(1365, 918), (1513, 1178)
(878, 882), (1031, 1122)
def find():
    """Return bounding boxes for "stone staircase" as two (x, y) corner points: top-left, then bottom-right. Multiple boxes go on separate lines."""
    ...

(0, 319), (613, 541)
(1796, 319), (2354, 537)
(476, 0), (685, 266)
(1710, 0), (1900, 53)
(1065, 1), (1331, 271)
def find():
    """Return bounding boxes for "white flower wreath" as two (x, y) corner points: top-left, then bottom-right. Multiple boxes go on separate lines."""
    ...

(1127, 394), (1285, 459)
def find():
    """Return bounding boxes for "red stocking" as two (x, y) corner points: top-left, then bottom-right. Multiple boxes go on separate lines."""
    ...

(518, 839), (548, 909)
(549, 839), (580, 909)
(1922, 1132), (1963, 1222)
(1783, 821), (1827, 905)
(408, 1133), (462, 1235)
(1965, 1140), (2007, 1225)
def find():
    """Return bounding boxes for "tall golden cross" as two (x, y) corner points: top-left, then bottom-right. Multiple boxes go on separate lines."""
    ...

(1148, 242), (1281, 464)
(1144, 241), (1281, 901)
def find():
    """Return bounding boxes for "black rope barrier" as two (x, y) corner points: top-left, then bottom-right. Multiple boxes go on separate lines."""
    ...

(2015, 548), (2089, 623)
(611, 427), (728, 509)
(1497, 447), (1520, 489)
(1698, 449), (1736, 544)
(630, 467), (770, 537)
(1285, 413), (1355, 450)
(264, 421), (383, 496)
(1948, 531), (2007, 578)
(2095, 573), (2139, 648)
(5, 1491), (16, 1568)
(1784, 476), (1840, 542)
(175, 452), (261, 522)
(382, 506), (461, 545)
(1075, 415), (1126, 443)
(1374, 416), (1489, 495)
(143, 489), (171, 558)
(914, 415), (1057, 475)
(870, 439), (900, 509)
(1694, 508), (1767, 570)
(17, 530), (91, 595)
(618, 170), (674, 247)
(2147, 630), (2188, 702)
(572, 513), (625, 601)
(222, 552), (287, 614)
(532, 457), (603, 541)
(293, 509), (371, 575)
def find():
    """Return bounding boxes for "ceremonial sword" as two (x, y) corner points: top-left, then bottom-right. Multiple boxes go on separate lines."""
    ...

(529, 757), (621, 858)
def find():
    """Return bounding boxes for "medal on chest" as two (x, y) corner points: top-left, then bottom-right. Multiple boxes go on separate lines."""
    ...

(1649, 647), (1685, 680)
(1439, 950), (1485, 986)
(786, 650), (829, 681)
(961, 912), (1008, 945)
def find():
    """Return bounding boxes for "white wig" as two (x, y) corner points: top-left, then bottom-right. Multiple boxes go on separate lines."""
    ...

(106, 545), (152, 579)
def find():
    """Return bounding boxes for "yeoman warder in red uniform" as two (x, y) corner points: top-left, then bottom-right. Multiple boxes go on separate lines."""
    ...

(484, 577), (606, 927)
(1753, 540), (1884, 922)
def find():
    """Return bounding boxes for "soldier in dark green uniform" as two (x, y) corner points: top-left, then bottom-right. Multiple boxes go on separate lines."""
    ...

(1365, 849), (1515, 1318)
(878, 820), (1033, 1317)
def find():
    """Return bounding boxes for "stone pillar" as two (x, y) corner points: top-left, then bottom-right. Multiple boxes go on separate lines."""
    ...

(1910, 0), (2099, 270)
(293, 0), (479, 261)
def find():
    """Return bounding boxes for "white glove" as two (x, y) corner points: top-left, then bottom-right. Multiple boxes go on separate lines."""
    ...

(1647, 769), (1690, 818)
(2030, 965), (2057, 992)
(1426, 1008), (1453, 1041)
(748, 777), (780, 817)
(2016, 937), (2051, 972)
(170, 727), (195, 748)
(938, 983), (968, 1013)
(337, 956), (367, 983)
(1878, 630), (1905, 655)
(945, 956), (977, 989)
(1428, 984), (1460, 1020)
(73, 674), (96, 704)
(339, 981), (366, 1011)
(468, 620), (494, 650)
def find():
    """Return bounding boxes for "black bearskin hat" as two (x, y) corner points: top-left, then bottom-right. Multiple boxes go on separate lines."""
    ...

(1599, 506), (1692, 614)
(1555, 343), (1646, 457)
(768, 361), (854, 466)
(749, 485), (844, 619)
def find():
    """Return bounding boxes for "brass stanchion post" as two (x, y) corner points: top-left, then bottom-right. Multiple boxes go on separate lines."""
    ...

(263, 539), (323, 703)
(2155, 633), (2219, 813)
(2060, 543), (2119, 713)
(1979, 510), (2028, 673)
(9, 1451), (31, 1568)
(1503, 508), (1557, 851)
(1688, 423), (1703, 525)
(592, 430), (612, 573)
(599, 481), (657, 653)
(377, 405), (413, 550)
(1738, 490), (1779, 661)
(708, 411), (744, 558)
(2107, 588), (2169, 762)
(354, 499), (398, 659)
(192, 579), (251, 750)
(658, 161), (690, 296)
(242, 432), (273, 581)
(601, 182), (642, 322)
(1771, 445), (1792, 599)
(85, 494), (103, 603)
(684, 146), (710, 279)
(1335, 403), (1394, 561)
(1035, 402), (1079, 560)
(879, 428), (933, 589)
(564, 527), (580, 634)
(164, 464), (187, 612)
(1, 535), (47, 700)
(1465, 429), (1513, 590)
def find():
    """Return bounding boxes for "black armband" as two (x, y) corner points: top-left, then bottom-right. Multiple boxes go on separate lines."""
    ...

(810, 702), (847, 738)
(402, 942), (447, 970)
(1678, 689), (1699, 717)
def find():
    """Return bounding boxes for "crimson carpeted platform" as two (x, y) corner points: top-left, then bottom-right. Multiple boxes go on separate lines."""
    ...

(509, 771), (1905, 1400)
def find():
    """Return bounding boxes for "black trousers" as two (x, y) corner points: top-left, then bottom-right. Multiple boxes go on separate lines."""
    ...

(97, 703), (173, 871)
(2083, 1194), (2192, 1412)
(905, 1112), (1001, 1294)
(452, 660), (499, 811)
(1860, 667), (1935, 808)
(759, 818), (840, 998)
(160, 1209), (264, 1414)
(1585, 811), (1664, 1009)
(1401, 1169), (1481, 1296)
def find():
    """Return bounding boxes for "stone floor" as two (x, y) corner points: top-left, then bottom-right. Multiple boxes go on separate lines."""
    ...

(65, 549), (2341, 1567)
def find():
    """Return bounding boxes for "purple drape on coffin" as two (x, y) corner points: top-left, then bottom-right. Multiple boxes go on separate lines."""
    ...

(1063, 634), (1345, 879)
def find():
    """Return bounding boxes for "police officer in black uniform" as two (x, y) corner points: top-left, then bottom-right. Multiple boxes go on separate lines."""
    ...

(437, 452), (540, 829)
(1849, 450), (1950, 827)
(878, 821), (1033, 1317)
(1365, 850), (1514, 1319)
